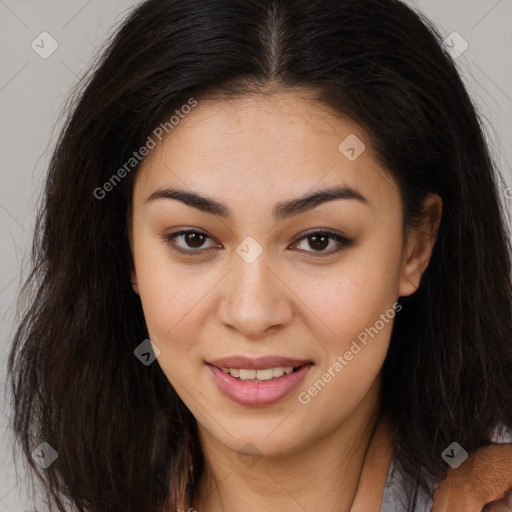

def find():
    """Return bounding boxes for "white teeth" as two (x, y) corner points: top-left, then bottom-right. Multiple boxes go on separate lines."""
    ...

(255, 368), (274, 380)
(239, 369), (256, 380)
(272, 367), (285, 378)
(221, 366), (296, 380)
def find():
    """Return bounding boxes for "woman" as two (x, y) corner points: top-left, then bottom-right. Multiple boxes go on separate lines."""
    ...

(7, 0), (512, 511)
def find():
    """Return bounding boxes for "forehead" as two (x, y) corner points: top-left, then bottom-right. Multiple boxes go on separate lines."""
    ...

(133, 91), (400, 214)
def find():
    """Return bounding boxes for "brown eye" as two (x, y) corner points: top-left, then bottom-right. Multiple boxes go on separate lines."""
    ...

(292, 230), (354, 256)
(183, 232), (207, 248)
(305, 234), (330, 251)
(165, 230), (217, 254)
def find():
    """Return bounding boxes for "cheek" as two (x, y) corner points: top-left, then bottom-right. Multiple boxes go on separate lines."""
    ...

(290, 234), (403, 349)
(288, 231), (402, 413)
(133, 239), (206, 352)
(135, 254), (209, 394)
(293, 265), (399, 431)
(291, 269), (397, 396)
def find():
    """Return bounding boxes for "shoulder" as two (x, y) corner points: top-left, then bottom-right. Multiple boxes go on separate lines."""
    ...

(433, 442), (512, 512)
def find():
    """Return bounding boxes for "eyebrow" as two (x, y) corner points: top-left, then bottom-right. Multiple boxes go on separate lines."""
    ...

(144, 184), (369, 223)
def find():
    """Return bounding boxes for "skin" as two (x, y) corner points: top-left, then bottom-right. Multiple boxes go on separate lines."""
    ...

(128, 90), (442, 512)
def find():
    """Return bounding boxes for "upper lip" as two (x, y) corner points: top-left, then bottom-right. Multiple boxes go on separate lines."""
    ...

(207, 356), (312, 370)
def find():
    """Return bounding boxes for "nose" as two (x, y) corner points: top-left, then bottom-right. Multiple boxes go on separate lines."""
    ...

(216, 249), (293, 339)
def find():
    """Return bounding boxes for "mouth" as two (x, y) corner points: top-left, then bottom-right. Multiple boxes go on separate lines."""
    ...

(207, 363), (311, 383)
(206, 360), (314, 407)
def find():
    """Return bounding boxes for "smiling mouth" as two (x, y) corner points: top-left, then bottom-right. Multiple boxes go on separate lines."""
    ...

(209, 363), (311, 382)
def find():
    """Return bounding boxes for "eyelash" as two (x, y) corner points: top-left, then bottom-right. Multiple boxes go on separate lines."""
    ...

(163, 229), (354, 257)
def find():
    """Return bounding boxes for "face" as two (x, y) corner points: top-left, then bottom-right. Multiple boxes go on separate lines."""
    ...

(128, 90), (440, 458)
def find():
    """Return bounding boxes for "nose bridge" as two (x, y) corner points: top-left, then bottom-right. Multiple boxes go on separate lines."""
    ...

(216, 236), (293, 336)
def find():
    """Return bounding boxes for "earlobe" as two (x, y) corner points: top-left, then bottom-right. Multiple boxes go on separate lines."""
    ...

(398, 193), (443, 297)
(131, 269), (139, 295)
(127, 221), (139, 295)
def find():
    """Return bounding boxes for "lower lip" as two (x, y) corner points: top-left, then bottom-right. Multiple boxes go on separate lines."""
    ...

(207, 363), (313, 407)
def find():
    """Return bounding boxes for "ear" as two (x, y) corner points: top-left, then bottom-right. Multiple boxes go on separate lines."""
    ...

(131, 268), (139, 295)
(399, 193), (443, 297)
(126, 210), (140, 295)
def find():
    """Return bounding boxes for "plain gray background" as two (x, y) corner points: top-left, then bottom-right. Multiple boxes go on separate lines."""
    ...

(1, 0), (511, 510)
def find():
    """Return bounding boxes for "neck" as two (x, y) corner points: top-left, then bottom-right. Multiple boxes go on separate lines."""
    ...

(192, 381), (381, 512)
